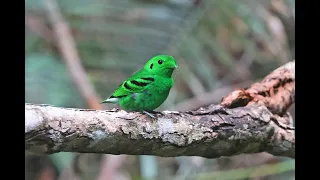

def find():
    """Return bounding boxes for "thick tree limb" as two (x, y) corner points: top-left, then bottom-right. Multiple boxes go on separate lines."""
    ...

(174, 81), (253, 111)
(25, 103), (294, 158)
(221, 60), (295, 116)
(25, 61), (295, 158)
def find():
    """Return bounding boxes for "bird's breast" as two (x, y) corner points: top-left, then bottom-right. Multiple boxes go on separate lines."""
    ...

(153, 77), (173, 93)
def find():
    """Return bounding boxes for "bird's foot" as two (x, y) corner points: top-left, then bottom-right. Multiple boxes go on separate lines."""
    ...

(142, 111), (157, 119)
(149, 110), (165, 116)
(142, 111), (165, 119)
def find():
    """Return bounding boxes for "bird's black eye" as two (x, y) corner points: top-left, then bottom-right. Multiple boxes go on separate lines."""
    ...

(158, 59), (163, 64)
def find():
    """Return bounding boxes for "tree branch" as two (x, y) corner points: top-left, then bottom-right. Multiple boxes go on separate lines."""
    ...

(25, 103), (294, 158)
(221, 60), (295, 116)
(25, 61), (295, 158)
(174, 81), (253, 111)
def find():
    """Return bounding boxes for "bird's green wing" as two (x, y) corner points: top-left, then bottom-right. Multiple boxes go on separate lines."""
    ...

(109, 72), (155, 99)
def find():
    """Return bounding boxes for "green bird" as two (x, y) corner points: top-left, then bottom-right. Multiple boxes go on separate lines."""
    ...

(100, 55), (178, 118)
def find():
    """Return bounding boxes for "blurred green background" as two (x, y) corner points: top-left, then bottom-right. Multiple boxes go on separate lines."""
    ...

(25, 0), (295, 179)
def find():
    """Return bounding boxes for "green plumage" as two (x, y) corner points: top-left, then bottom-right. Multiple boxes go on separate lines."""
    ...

(101, 55), (177, 113)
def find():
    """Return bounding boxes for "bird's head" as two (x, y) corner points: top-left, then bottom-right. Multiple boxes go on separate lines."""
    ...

(144, 55), (178, 77)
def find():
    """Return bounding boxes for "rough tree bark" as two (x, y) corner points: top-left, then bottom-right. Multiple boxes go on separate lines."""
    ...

(25, 61), (295, 159)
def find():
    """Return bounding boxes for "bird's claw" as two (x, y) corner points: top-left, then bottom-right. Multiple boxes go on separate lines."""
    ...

(150, 110), (165, 115)
(142, 111), (157, 119)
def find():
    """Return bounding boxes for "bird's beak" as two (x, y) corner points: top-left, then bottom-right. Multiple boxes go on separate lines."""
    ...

(168, 65), (178, 70)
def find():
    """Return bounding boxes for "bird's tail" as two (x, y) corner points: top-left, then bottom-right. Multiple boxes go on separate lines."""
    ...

(100, 97), (119, 104)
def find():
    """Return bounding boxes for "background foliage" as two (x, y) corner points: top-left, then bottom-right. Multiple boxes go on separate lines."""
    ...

(25, 0), (295, 179)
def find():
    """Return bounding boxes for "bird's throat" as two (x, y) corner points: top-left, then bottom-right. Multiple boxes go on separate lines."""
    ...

(162, 68), (175, 78)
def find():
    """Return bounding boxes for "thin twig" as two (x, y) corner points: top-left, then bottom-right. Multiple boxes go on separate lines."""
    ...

(44, 0), (125, 179)
(25, 14), (54, 43)
(44, 0), (102, 110)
